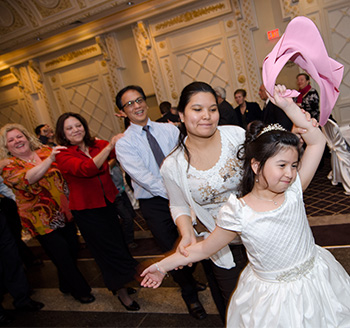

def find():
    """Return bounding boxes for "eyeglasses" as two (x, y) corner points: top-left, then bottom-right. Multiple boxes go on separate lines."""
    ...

(122, 97), (145, 109)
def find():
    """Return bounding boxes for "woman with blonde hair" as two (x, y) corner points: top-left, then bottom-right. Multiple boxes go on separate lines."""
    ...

(0, 123), (94, 304)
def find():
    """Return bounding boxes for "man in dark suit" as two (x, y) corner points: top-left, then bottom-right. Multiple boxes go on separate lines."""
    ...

(156, 101), (180, 124)
(259, 84), (293, 131)
(214, 87), (239, 126)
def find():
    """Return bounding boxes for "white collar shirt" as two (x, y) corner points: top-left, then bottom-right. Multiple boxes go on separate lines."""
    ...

(115, 118), (179, 200)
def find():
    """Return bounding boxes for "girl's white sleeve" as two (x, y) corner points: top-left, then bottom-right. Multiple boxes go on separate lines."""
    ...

(216, 194), (243, 233)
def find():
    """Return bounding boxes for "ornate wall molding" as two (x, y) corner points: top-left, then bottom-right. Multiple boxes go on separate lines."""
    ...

(42, 45), (102, 72)
(279, 0), (300, 21)
(0, 73), (18, 88)
(232, 0), (260, 102)
(28, 59), (55, 126)
(150, 0), (232, 37)
(133, 21), (167, 102)
(99, 32), (125, 118)
(228, 35), (248, 89)
(161, 57), (179, 100)
(18, 66), (39, 128)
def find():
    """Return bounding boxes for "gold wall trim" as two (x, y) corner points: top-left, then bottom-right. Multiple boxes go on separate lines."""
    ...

(150, 0), (232, 37)
(42, 45), (101, 72)
(0, 73), (18, 88)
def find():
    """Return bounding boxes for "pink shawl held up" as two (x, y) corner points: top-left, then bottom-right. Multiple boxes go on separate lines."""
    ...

(262, 16), (344, 126)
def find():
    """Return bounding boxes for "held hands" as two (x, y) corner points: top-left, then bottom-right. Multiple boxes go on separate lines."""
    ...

(177, 234), (197, 257)
(175, 234), (198, 269)
(140, 263), (167, 289)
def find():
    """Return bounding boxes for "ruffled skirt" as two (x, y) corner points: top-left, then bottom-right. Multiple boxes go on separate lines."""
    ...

(226, 245), (350, 327)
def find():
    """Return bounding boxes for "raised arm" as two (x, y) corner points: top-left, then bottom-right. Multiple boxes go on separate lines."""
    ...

(268, 85), (326, 190)
(25, 146), (66, 184)
(141, 226), (237, 288)
(92, 134), (122, 169)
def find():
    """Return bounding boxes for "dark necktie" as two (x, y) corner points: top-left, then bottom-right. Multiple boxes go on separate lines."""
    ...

(142, 125), (165, 167)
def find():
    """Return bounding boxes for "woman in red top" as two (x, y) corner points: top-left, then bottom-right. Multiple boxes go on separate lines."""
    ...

(55, 112), (140, 311)
(0, 123), (94, 304)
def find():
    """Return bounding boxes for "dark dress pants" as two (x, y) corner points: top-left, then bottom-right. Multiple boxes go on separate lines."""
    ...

(202, 244), (248, 322)
(36, 222), (92, 298)
(0, 197), (38, 267)
(0, 213), (31, 308)
(139, 196), (199, 304)
(114, 191), (135, 245)
(72, 200), (138, 292)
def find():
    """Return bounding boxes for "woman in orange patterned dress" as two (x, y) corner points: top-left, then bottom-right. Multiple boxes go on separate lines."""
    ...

(0, 123), (94, 304)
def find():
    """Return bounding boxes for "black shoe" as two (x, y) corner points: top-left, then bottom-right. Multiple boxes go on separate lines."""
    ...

(195, 282), (207, 292)
(186, 301), (207, 320)
(128, 242), (138, 249)
(59, 287), (70, 294)
(0, 312), (14, 325)
(117, 296), (140, 311)
(112, 287), (137, 296)
(25, 258), (43, 268)
(16, 299), (44, 311)
(73, 294), (95, 304)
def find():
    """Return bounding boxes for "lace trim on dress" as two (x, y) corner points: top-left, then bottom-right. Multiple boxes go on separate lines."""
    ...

(187, 135), (242, 206)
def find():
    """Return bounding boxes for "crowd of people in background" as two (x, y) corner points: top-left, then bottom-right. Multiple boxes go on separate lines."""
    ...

(1, 71), (349, 327)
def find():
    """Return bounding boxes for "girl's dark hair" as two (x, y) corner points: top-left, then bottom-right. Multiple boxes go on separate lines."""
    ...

(55, 112), (95, 147)
(174, 81), (218, 167)
(237, 121), (301, 197)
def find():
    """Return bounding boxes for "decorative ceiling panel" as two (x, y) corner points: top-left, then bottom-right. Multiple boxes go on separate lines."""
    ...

(0, 0), (149, 53)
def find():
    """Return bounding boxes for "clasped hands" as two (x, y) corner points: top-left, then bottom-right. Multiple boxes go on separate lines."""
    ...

(140, 235), (198, 289)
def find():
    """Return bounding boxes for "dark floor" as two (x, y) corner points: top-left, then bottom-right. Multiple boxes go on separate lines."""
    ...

(304, 155), (350, 217)
(2, 156), (350, 328)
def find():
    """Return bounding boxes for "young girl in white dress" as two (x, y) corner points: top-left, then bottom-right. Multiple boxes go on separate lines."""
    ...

(141, 85), (350, 327)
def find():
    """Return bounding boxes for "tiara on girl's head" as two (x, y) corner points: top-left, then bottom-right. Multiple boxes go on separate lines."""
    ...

(257, 123), (286, 137)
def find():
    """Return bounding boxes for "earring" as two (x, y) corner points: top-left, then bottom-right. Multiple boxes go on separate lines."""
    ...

(256, 178), (259, 183)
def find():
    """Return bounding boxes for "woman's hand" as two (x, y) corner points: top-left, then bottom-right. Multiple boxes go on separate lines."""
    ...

(114, 111), (127, 118)
(140, 263), (166, 288)
(177, 234), (197, 258)
(49, 146), (67, 161)
(109, 133), (125, 149)
(0, 159), (12, 173)
(173, 234), (199, 269)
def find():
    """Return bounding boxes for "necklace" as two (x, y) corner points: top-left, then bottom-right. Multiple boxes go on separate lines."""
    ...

(22, 155), (36, 164)
(251, 192), (279, 205)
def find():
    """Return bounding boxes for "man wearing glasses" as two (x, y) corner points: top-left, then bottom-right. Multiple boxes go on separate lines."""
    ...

(115, 85), (207, 320)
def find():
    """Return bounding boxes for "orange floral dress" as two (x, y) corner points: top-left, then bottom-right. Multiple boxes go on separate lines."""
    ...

(2, 147), (72, 237)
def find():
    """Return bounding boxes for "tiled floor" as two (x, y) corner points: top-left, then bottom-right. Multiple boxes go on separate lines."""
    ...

(304, 155), (350, 216)
(2, 156), (350, 328)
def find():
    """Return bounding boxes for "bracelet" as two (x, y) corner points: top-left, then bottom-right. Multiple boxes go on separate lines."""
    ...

(155, 263), (169, 277)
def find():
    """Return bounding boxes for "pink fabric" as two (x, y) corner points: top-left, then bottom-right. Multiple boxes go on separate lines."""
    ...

(262, 16), (344, 126)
